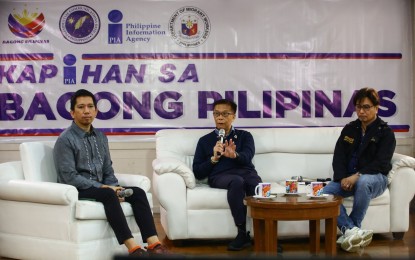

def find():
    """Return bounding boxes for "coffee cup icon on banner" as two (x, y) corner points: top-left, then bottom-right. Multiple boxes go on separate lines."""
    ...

(285, 180), (298, 194)
(255, 182), (271, 197)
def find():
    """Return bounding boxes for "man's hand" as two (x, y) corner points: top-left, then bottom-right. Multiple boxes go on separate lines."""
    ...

(341, 173), (360, 191)
(212, 140), (224, 160)
(101, 185), (125, 202)
(223, 139), (237, 158)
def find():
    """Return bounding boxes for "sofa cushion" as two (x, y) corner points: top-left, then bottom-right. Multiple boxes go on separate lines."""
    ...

(186, 182), (390, 210)
(187, 184), (229, 209)
(343, 188), (390, 206)
(76, 200), (133, 220)
(273, 181), (390, 206)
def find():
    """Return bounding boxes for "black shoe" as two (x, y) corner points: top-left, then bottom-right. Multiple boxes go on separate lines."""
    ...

(228, 231), (252, 251)
(129, 247), (149, 257)
(277, 242), (283, 254)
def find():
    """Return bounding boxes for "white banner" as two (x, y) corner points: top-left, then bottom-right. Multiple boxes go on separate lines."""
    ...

(0, 0), (413, 141)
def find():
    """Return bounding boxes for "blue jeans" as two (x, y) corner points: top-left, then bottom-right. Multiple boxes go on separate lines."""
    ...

(323, 173), (388, 233)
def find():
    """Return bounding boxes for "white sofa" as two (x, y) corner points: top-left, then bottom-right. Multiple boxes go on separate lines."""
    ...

(0, 141), (153, 260)
(152, 127), (415, 241)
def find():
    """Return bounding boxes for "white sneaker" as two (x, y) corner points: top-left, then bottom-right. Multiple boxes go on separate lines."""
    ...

(358, 229), (373, 248)
(340, 227), (374, 252)
(336, 235), (345, 244)
(341, 227), (362, 252)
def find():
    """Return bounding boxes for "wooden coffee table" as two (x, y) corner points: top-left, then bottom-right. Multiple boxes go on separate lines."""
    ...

(245, 194), (343, 256)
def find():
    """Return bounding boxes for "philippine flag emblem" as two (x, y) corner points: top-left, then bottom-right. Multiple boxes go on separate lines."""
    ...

(8, 8), (45, 38)
(181, 15), (198, 36)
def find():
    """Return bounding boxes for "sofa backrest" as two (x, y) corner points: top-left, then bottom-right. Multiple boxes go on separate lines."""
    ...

(156, 129), (210, 167)
(20, 141), (57, 182)
(155, 127), (343, 182)
(250, 127), (342, 181)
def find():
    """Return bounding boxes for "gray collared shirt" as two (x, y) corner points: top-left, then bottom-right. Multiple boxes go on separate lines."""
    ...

(53, 121), (118, 190)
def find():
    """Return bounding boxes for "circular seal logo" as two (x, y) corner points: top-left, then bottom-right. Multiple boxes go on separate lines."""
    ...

(59, 5), (100, 44)
(168, 6), (210, 48)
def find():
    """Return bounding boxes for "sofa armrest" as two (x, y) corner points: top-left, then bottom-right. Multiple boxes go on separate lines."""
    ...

(388, 153), (415, 184)
(152, 158), (196, 188)
(115, 173), (151, 192)
(0, 180), (78, 205)
(152, 171), (188, 239)
(388, 154), (415, 232)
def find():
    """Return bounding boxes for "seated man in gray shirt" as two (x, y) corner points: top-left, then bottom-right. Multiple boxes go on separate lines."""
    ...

(53, 89), (169, 257)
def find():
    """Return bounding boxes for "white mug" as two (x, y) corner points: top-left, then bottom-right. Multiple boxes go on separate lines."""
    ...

(307, 181), (324, 196)
(285, 180), (298, 194)
(255, 182), (271, 197)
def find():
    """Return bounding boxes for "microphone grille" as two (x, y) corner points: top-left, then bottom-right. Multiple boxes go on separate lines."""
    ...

(219, 129), (225, 136)
(124, 189), (133, 197)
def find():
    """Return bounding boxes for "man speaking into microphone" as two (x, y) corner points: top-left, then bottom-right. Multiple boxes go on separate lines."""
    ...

(193, 99), (262, 251)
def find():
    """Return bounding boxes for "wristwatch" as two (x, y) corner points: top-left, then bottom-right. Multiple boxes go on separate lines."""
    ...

(234, 152), (239, 159)
(211, 156), (218, 164)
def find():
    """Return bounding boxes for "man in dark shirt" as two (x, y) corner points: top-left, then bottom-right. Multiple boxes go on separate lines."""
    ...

(323, 87), (396, 252)
(193, 99), (262, 251)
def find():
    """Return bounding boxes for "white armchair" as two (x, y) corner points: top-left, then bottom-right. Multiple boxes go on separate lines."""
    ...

(0, 141), (153, 260)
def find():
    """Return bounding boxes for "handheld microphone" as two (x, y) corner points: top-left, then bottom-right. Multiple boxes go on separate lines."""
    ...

(117, 188), (133, 198)
(217, 129), (225, 156)
(218, 129), (225, 143)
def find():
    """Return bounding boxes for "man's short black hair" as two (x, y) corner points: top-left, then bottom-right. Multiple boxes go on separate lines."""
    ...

(70, 89), (97, 111)
(353, 87), (380, 106)
(213, 99), (237, 113)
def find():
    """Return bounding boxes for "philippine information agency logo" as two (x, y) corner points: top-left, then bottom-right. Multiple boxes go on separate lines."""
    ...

(8, 8), (45, 38)
(168, 6), (210, 48)
(59, 5), (100, 44)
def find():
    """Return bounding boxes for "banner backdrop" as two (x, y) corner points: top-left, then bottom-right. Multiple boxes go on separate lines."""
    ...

(0, 0), (413, 141)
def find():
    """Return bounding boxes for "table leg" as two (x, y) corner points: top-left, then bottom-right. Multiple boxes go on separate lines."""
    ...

(253, 218), (265, 252)
(264, 219), (277, 254)
(309, 219), (320, 255)
(325, 217), (337, 256)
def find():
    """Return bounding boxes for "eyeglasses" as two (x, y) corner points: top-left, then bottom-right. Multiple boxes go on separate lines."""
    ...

(213, 111), (234, 118)
(355, 104), (374, 112)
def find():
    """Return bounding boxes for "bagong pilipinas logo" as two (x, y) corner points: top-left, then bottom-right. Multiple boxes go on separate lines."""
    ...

(8, 8), (45, 38)
(168, 6), (210, 48)
(59, 5), (100, 44)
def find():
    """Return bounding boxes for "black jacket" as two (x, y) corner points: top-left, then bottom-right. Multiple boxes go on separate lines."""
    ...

(332, 117), (396, 182)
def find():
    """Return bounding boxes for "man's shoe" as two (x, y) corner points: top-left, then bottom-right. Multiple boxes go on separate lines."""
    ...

(340, 227), (373, 252)
(341, 227), (363, 252)
(336, 234), (345, 244)
(146, 244), (170, 255)
(277, 242), (283, 254)
(358, 229), (373, 248)
(228, 231), (252, 251)
(129, 247), (149, 257)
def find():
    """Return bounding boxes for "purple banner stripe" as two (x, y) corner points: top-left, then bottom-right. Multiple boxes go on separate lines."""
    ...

(0, 125), (409, 136)
(82, 52), (402, 60)
(0, 53), (53, 61)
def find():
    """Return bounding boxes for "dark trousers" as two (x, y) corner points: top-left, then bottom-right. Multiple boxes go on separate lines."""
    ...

(78, 186), (157, 244)
(209, 168), (262, 225)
